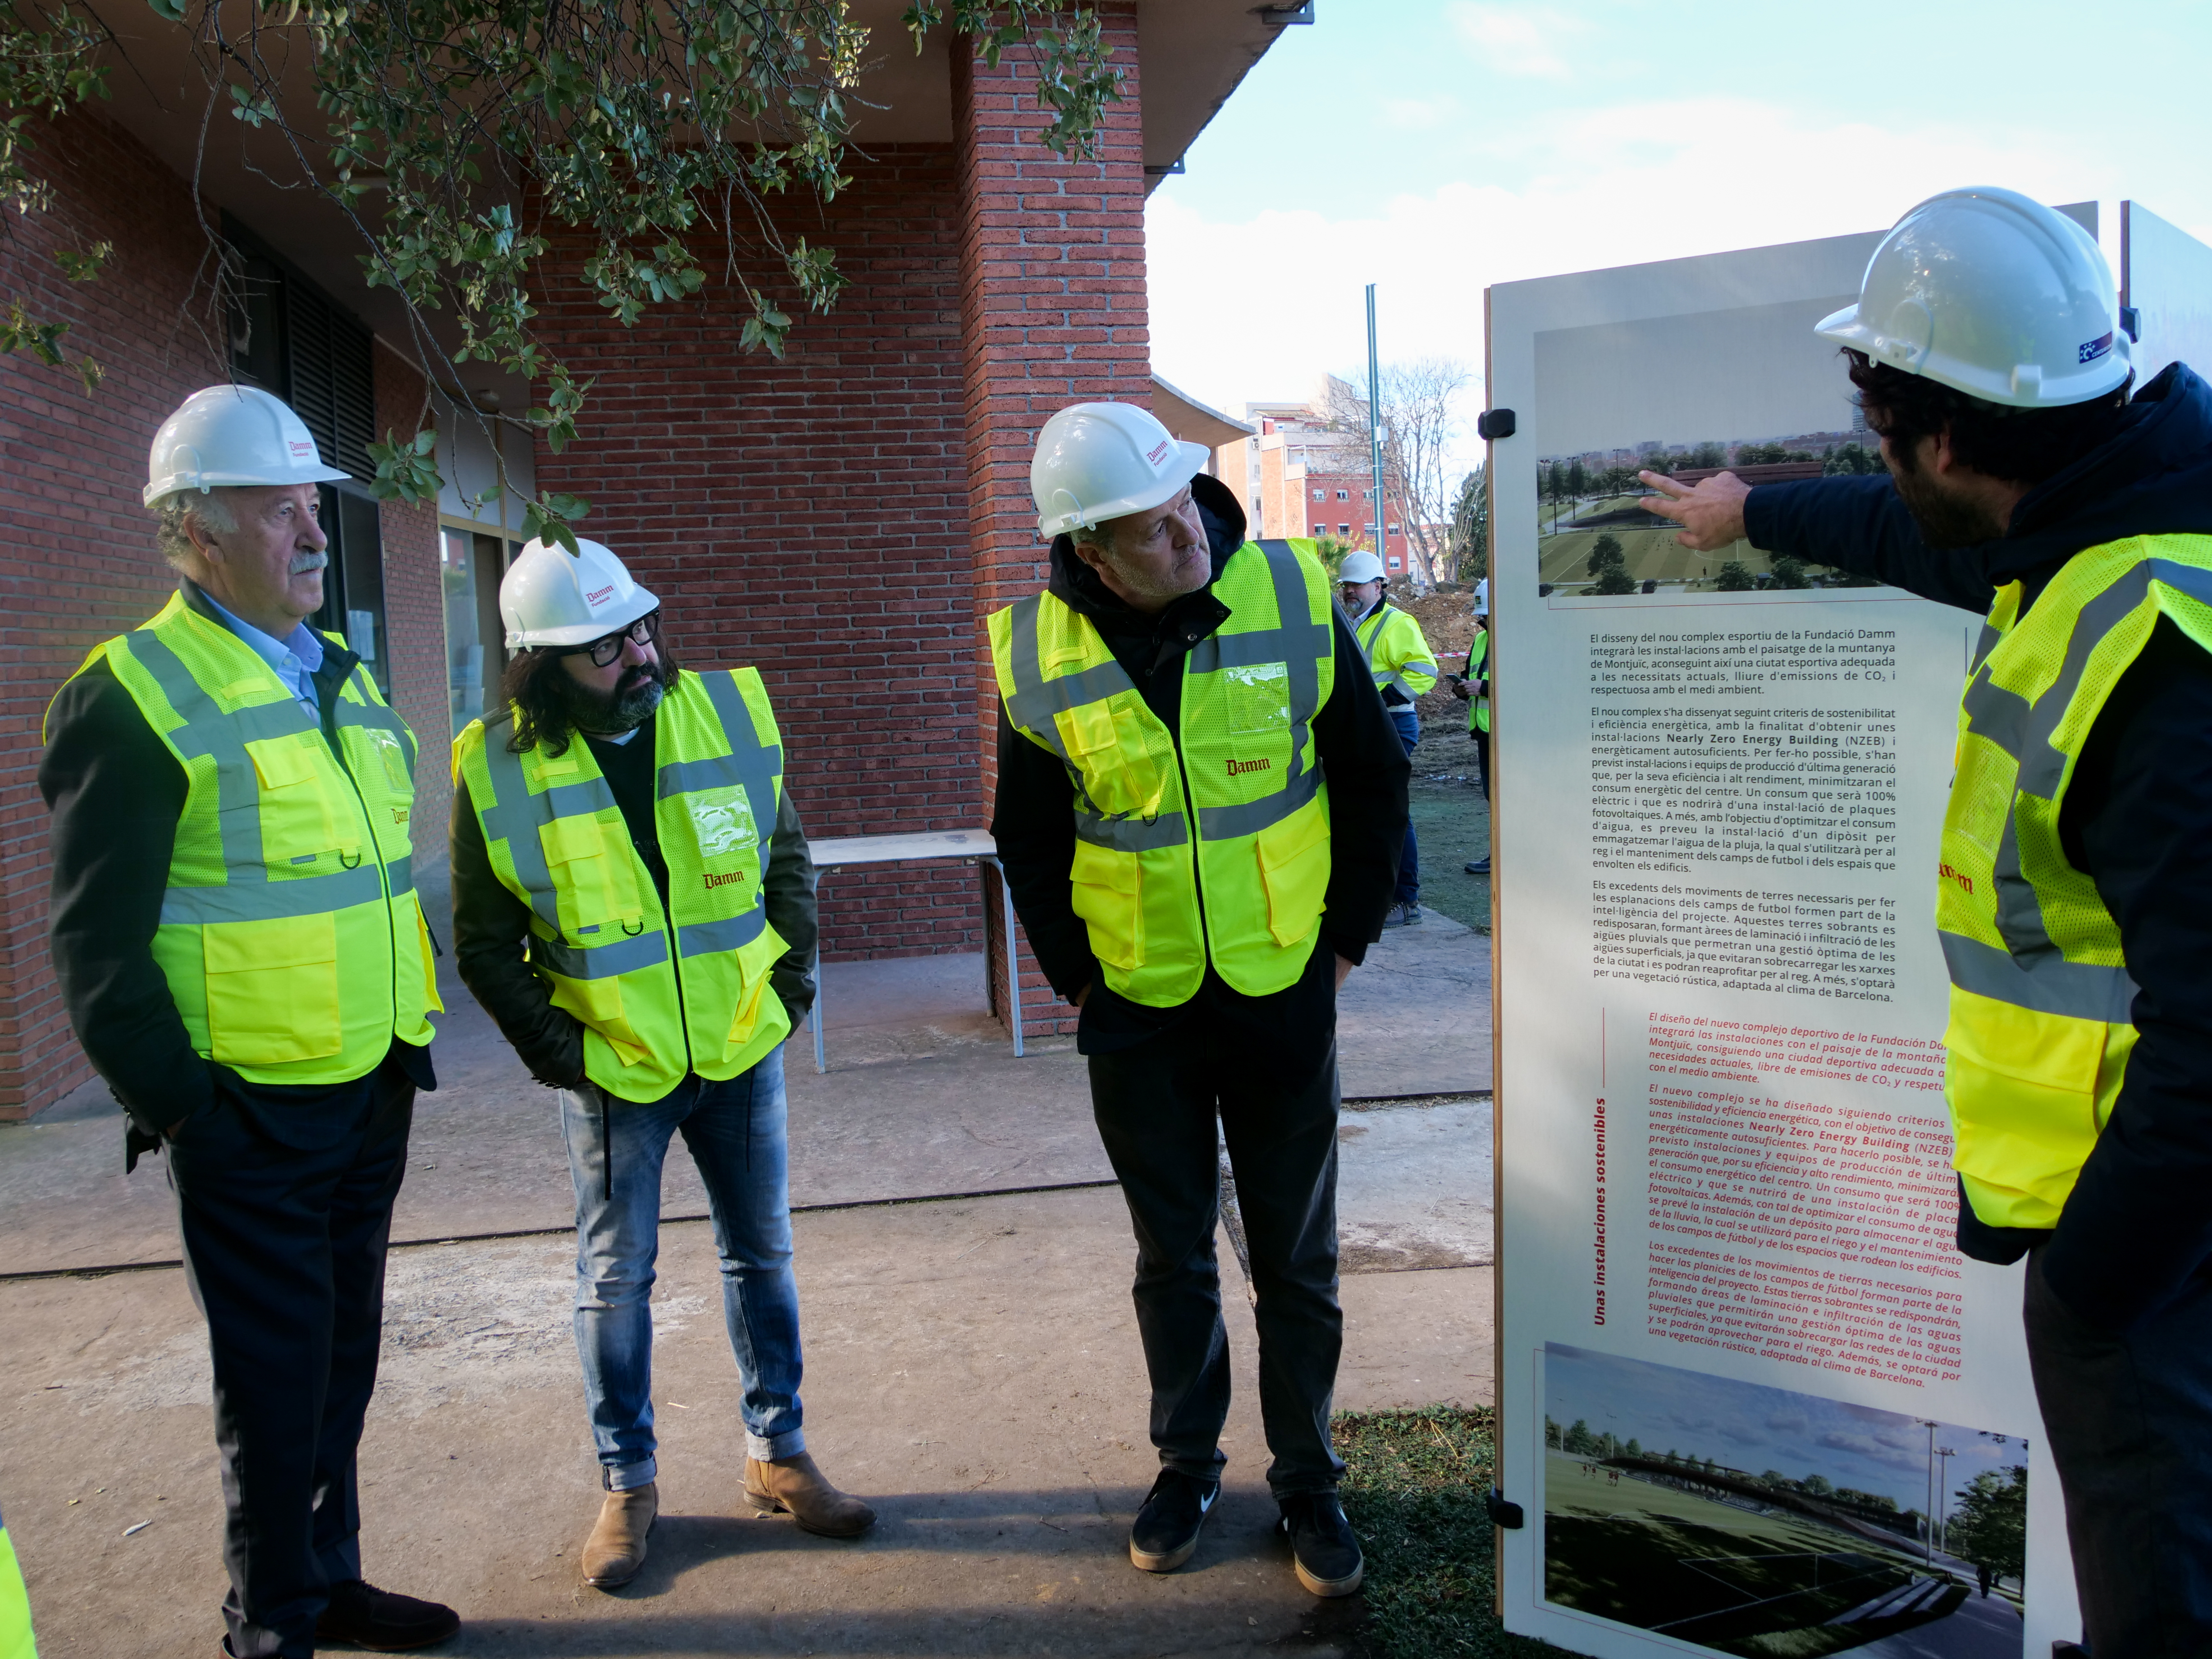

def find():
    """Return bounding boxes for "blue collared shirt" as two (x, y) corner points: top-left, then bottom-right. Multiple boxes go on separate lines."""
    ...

(202, 591), (325, 714)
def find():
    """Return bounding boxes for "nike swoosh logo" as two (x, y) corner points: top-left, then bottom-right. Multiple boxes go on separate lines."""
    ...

(1198, 1489), (1217, 1514)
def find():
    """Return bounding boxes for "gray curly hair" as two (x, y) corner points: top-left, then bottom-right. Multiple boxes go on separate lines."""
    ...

(149, 489), (237, 573)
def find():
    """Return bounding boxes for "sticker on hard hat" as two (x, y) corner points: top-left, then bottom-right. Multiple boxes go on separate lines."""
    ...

(1147, 439), (1171, 467)
(585, 584), (615, 607)
(2079, 331), (2115, 365)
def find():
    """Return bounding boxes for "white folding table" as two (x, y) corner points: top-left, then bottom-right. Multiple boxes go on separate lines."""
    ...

(803, 828), (1023, 1072)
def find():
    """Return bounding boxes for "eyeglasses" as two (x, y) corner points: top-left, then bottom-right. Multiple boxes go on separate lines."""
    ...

(567, 612), (658, 668)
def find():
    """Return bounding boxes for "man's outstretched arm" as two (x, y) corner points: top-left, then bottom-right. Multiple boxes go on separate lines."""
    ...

(1638, 468), (1997, 614)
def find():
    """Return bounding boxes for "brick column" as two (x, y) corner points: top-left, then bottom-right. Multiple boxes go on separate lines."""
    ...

(955, 5), (1149, 1038)
(372, 341), (452, 870)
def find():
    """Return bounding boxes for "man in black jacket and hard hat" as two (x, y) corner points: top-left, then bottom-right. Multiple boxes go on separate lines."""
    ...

(1643, 185), (2212, 1651)
(989, 399), (1409, 1600)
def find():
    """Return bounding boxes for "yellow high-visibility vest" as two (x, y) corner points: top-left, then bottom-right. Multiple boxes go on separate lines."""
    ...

(989, 538), (1337, 1006)
(1353, 601), (1437, 702)
(1467, 628), (1491, 735)
(52, 592), (439, 1083)
(1939, 536), (2212, 1228)
(454, 668), (793, 1098)
(0, 1504), (35, 1659)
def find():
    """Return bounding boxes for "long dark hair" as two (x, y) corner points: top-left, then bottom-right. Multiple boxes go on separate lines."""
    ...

(499, 626), (682, 757)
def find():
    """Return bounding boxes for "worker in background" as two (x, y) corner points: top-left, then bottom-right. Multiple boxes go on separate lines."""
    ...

(1641, 187), (2212, 1650)
(1337, 550), (1437, 926)
(991, 403), (1409, 1599)
(2, 1498), (35, 1659)
(39, 386), (456, 1657)
(449, 538), (872, 1593)
(1450, 584), (1491, 875)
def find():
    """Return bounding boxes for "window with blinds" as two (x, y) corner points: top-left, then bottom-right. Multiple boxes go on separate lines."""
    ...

(221, 217), (391, 696)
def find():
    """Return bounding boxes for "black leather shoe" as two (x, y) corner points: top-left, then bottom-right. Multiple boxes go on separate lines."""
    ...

(1129, 1469), (1220, 1572)
(1464, 858), (1490, 875)
(1279, 1491), (1364, 1596)
(315, 1579), (461, 1651)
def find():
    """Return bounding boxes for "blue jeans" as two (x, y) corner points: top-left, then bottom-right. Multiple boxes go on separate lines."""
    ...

(560, 1049), (804, 1489)
(1389, 706), (1420, 904)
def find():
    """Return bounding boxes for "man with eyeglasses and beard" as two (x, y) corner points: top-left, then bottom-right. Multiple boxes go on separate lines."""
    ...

(449, 536), (874, 1593)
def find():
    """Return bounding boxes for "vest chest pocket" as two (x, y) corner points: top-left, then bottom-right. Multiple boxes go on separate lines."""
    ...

(203, 913), (343, 1064)
(541, 813), (642, 935)
(1069, 839), (1143, 971)
(1057, 698), (1166, 820)
(247, 733), (355, 870)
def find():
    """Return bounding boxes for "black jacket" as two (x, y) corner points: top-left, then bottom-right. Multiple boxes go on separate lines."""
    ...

(989, 472), (1411, 1058)
(449, 702), (819, 1095)
(39, 580), (436, 1165)
(1745, 362), (2212, 1331)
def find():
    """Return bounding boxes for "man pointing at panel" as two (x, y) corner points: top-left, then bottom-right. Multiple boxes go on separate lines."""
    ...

(1641, 187), (2212, 1650)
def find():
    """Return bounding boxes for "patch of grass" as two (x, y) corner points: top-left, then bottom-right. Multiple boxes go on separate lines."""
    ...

(1334, 1407), (1555, 1658)
(1404, 724), (1490, 934)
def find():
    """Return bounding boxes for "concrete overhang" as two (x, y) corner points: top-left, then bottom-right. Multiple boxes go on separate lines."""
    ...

(1151, 372), (1255, 450)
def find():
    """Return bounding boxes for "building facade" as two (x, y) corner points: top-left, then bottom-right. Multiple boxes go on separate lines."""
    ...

(0, 2), (1293, 1118)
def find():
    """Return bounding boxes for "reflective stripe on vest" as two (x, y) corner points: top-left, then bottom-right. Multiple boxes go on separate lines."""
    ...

(1354, 602), (1438, 701)
(990, 538), (1337, 1004)
(56, 591), (439, 1083)
(457, 668), (792, 1096)
(1938, 538), (2212, 1227)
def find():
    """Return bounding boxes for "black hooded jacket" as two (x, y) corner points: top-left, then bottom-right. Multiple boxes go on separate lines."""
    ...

(1745, 362), (2212, 1331)
(988, 472), (1411, 1061)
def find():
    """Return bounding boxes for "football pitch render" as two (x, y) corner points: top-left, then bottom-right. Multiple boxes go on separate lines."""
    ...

(1539, 1452), (2012, 1654)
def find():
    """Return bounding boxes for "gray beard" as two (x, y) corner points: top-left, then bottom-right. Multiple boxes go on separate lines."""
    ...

(557, 663), (666, 736)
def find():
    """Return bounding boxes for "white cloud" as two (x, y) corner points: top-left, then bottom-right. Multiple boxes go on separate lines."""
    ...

(1147, 92), (2115, 480)
(1449, 3), (1591, 79)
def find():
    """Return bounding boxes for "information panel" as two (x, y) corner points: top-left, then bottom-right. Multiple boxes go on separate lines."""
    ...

(1487, 227), (2079, 1653)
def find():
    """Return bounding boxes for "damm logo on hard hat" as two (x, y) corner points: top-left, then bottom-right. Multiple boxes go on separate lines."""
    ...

(585, 584), (615, 608)
(1146, 438), (1171, 467)
(289, 439), (315, 458)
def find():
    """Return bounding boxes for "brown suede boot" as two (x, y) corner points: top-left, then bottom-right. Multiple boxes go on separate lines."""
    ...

(580, 1482), (658, 1588)
(744, 1452), (876, 1537)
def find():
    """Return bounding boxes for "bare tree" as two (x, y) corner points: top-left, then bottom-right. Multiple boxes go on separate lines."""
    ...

(1320, 358), (1472, 590)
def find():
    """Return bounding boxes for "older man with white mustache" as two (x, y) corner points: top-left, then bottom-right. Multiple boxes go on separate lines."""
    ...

(40, 385), (456, 1658)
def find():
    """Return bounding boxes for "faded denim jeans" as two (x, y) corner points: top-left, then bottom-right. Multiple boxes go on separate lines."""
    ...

(559, 1048), (804, 1490)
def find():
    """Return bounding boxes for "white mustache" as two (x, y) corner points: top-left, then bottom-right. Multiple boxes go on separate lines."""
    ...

(288, 551), (329, 575)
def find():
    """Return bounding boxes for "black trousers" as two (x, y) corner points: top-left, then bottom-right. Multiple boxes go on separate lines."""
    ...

(2025, 1247), (2212, 1652)
(166, 1059), (416, 1659)
(1088, 1021), (1346, 1497)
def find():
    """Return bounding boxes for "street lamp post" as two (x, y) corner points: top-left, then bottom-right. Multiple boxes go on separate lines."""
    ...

(1365, 282), (1386, 572)
(1934, 1445), (1958, 1557)
(1921, 1421), (1938, 1568)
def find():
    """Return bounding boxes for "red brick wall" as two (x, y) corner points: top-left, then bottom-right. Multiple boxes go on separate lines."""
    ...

(374, 341), (452, 868)
(529, 147), (988, 962)
(954, 6), (1150, 1036)
(0, 112), (224, 1118)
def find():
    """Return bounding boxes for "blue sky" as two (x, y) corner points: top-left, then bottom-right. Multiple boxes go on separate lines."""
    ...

(1147, 0), (2212, 445)
(1545, 1344), (2023, 1514)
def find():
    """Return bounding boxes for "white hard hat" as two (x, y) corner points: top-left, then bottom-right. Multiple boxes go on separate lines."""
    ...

(1473, 577), (1489, 618)
(1030, 402), (1210, 538)
(143, 384), (350, 506)
(1338, 550), (1386, 584)
(500, 537), (660, 651)
(1816, 188), (2130, 409)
